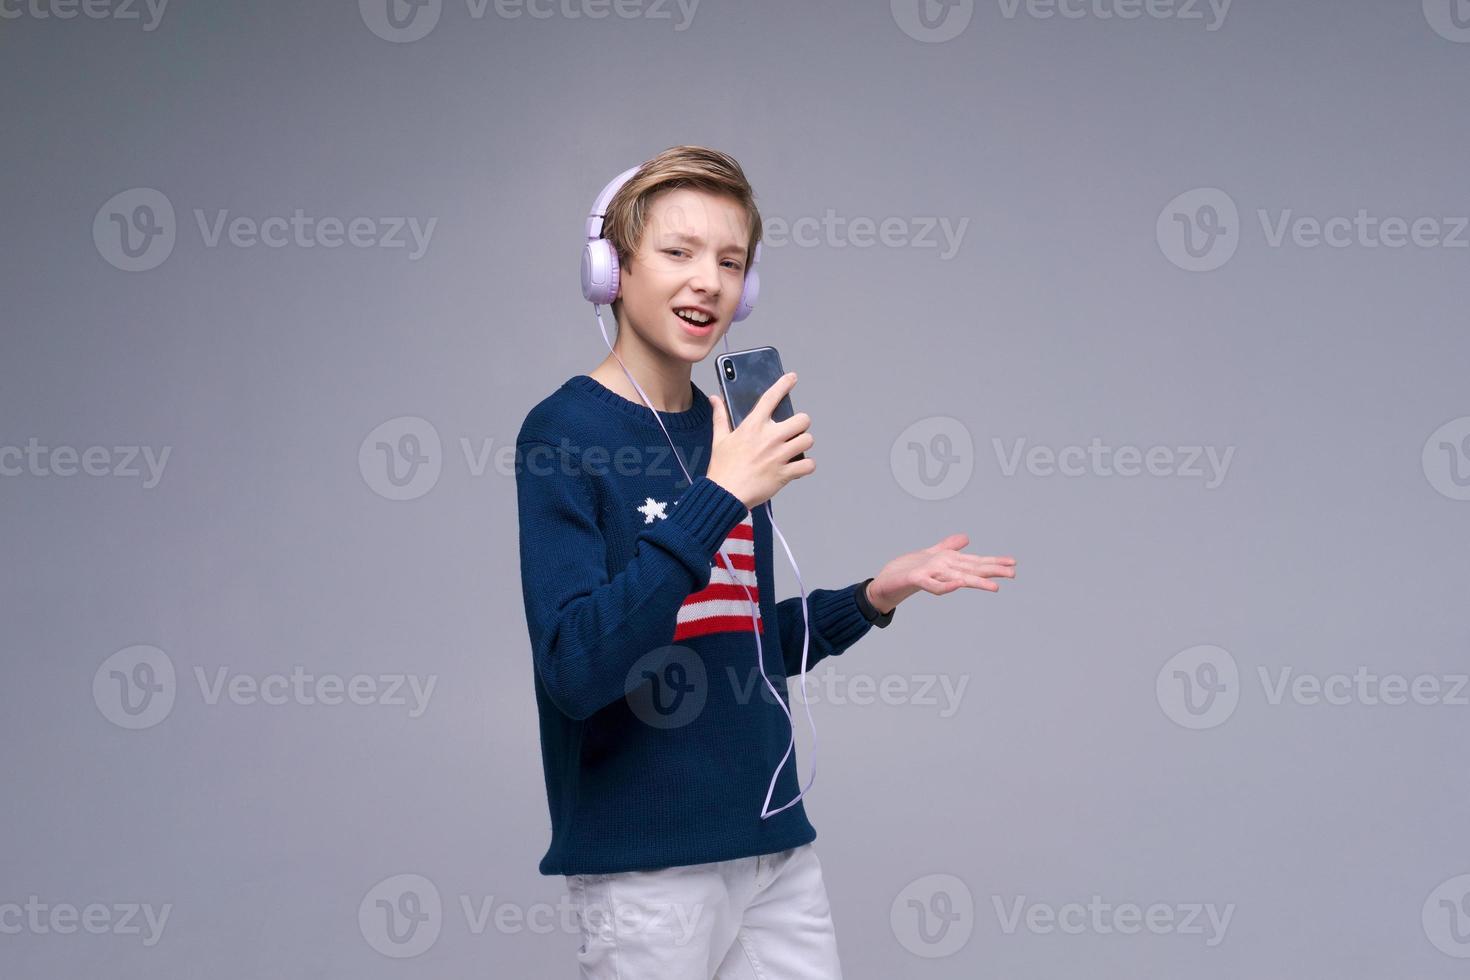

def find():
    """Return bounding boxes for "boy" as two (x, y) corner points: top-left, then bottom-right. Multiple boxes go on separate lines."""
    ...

(514, 145), (1016, 978)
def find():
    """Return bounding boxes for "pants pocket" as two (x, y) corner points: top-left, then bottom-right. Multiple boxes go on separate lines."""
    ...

(565, 875), (616, 963)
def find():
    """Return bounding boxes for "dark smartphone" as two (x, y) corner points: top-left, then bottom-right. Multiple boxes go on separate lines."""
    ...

(715, 346), (805, 461)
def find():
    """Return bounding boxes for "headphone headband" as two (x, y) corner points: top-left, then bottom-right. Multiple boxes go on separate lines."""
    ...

(584, 165), (641, 243)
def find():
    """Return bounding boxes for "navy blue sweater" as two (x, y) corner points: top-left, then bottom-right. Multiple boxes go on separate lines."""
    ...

(515, 374), (874, 876)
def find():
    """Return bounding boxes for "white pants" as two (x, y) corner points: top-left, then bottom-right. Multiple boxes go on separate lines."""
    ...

(563, 842), (843, 979)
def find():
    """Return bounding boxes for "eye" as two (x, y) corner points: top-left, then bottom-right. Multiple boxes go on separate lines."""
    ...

(664, 248), (687, 258)
(723, 260), (744, 271)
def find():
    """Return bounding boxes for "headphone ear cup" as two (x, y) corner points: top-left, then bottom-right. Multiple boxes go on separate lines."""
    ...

(581, 240), (620, 305)
(732, 266), (759, 323)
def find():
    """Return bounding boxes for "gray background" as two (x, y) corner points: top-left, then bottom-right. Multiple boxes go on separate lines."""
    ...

(4, 0), (1470, 976)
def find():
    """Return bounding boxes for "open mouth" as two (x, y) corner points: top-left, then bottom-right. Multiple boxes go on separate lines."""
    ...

(672, 307), (716, 335)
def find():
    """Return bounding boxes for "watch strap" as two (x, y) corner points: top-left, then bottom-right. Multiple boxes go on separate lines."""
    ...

(855, 577), (895, 628)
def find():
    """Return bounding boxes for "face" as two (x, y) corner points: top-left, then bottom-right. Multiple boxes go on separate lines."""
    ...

(615, 187), (751, 364)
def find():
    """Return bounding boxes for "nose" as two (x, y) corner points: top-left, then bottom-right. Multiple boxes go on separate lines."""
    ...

(687, 253), (722, 299)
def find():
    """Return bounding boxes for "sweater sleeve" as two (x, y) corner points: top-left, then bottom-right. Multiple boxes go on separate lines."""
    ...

(515, 438), (751, 721)
(776, 582), (873, 677)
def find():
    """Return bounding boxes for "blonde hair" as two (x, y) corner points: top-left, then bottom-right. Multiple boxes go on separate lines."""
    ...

(601, 145), (763, 314)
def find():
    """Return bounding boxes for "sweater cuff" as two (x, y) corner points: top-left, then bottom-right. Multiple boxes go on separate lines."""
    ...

(809, 582), (875, 652)
(645, 476), (750, 581)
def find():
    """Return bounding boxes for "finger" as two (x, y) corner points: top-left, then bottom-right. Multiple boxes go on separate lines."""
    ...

(943, 571), (998, 592)
(709, 395), (730, 437)
(747, 372), (797, 425)
(927, 533), (969, 553)
(923, 571), (963, 595)
(771, 410), (812, 438)
(957, 554), (1017, 567)
(783, 431), (815, 455)
(955, 557), (1016, 577)
(780, 456), (816, 480)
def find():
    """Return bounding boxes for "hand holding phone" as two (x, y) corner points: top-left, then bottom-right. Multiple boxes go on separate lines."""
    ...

(706, 370), (816, 510)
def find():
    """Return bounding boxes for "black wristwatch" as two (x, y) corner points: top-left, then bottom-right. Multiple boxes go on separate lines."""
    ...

(854, 577), (895, 628)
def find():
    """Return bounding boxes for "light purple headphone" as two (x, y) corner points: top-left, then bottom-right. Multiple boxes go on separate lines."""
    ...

(578, 162), (818, 822)
(580, 164), (763, 321)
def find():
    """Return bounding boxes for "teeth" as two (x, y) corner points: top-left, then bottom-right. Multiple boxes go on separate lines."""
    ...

(675, 309), (712, 324)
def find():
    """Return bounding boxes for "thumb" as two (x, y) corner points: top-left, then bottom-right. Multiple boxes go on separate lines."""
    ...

(928, 532), (969, 553)
(710, 394), (731, 437)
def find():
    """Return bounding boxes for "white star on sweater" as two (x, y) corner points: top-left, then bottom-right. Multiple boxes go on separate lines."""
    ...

(636, 497), (668, 524)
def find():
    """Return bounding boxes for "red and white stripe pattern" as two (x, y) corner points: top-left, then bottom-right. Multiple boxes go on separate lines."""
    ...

(674, 511), (764, 640)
